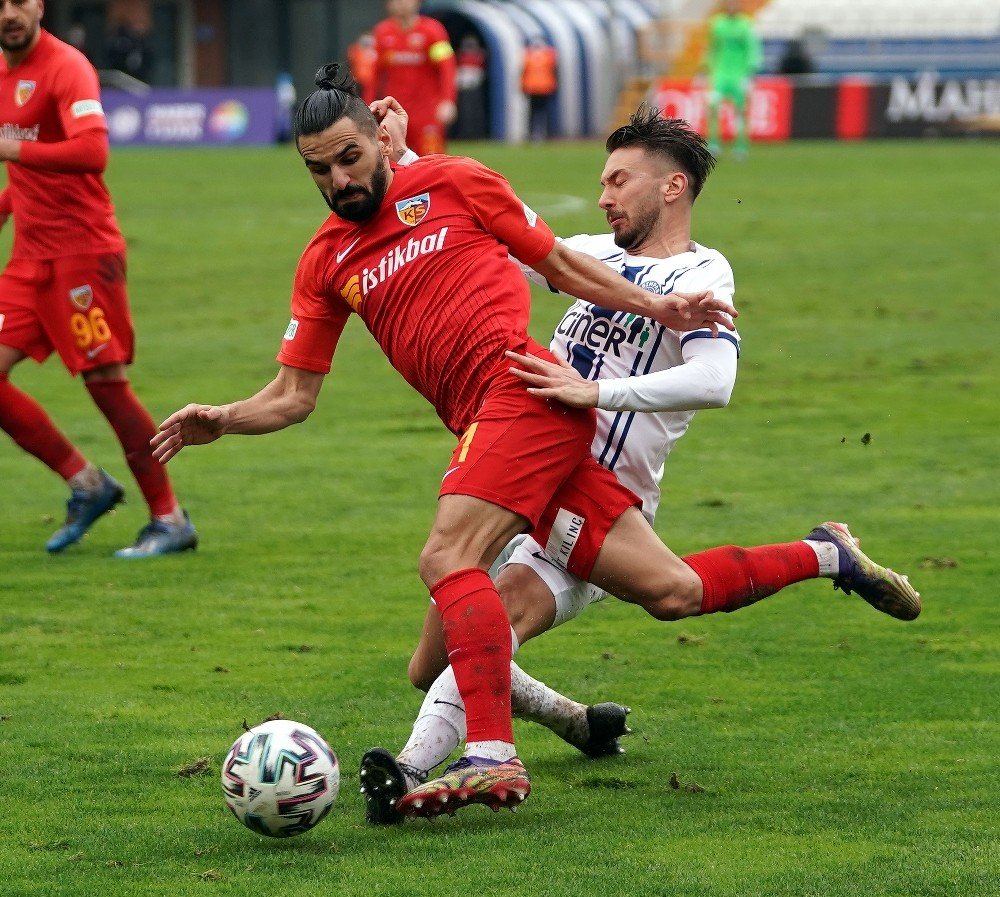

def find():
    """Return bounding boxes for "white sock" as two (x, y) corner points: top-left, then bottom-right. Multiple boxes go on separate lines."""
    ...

(399, 626), (524, 774)
(804, 539), (840, 577)
(465, 740), (516, 763)
(154, 506), (186, 527)
(510, 662), (588, 748)
(396, 666), (465, 780)
(67, 464), (102, 492)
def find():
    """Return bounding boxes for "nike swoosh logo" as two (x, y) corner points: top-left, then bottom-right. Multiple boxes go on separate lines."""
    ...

(531, 549), (566, 572)
(441, 466), (460, 481)
(432, 700), (465, 712)
(86, 343), (109, 359)
(336, 238), (360, 264)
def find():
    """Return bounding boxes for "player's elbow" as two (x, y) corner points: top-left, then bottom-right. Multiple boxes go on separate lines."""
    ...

(700, 381), (734, 409)
(692, 360), (736, 409)
(285, 393), (318, 425)
(531, 241), (573, 287)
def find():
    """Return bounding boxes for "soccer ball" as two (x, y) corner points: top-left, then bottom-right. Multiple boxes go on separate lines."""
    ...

(222, 719), (340, 838)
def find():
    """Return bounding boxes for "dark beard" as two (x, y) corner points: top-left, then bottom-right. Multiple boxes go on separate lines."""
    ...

(328, 160), (389, 222)
(0, 27), (37, 52)
(611, 208), (658, 253)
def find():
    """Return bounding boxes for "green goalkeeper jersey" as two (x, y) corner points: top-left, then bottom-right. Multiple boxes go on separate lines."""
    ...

(706, 12), (761, 77)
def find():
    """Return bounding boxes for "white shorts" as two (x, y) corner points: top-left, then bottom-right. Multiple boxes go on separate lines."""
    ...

(490, 533), (607, 628)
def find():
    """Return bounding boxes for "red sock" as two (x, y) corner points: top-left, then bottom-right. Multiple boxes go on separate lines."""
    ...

(684, 542), (820, 615)
(0, 373), (87, 479)
(430, 567), (513, 744)
(86, 379), (177, 517)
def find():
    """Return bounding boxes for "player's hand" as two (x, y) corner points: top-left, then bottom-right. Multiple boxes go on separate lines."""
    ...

(150, 404), (231, 463)
(505, 350), (599, 408)
(370, 96), (410, 160)
(436, 99), (457, 127)
(648, 289), (737, 335)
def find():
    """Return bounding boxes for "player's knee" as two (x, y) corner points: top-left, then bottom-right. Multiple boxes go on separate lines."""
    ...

(417, 540), (450, 589)
(496, 564), (555, 642)
(633, 571), (702, 622)
(407, 653), (436, 692)
(82, 362), (128, 383)
(641, 594), (696, 621)
(496, 564), (533, 625)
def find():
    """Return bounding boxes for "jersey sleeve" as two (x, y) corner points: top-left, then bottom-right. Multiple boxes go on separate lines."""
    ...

(52, 51), (107, 138)
(425, 19), (457, 102)
(597, 332), (738, 412)
(673, 252), (740, 352)
(276, 243), (351, 374)
(452, 158), (555, 265)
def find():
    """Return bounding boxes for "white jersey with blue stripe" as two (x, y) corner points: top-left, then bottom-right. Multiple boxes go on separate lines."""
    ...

(540, 233), (739, 522)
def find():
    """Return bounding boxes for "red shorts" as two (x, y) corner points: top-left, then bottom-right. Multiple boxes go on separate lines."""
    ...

(440, 359), (641, 581)
(0, 252), (134, 376)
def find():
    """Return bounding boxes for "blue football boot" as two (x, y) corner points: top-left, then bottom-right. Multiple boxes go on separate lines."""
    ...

(115, 510), (198, 558)
(46, 470), (125, 553)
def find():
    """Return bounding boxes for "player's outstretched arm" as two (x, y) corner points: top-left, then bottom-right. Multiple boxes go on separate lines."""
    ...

(506, 332), (738, 413)
(531, 242), (737, 333)
(151, 365), (325, 463)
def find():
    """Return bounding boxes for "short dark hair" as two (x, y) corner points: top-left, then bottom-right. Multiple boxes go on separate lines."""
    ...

(294, 63), (377, 142)
(605, 104), (716, 199)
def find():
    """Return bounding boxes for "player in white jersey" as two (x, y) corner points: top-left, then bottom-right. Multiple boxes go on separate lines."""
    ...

(360, 100), (917, 823)
(491, 235), (738, 628)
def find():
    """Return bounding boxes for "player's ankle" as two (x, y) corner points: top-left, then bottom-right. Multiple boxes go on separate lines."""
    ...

(154, 506), (186, 527)
(466, 740), (516, 763)
(67, 463), (103, 492)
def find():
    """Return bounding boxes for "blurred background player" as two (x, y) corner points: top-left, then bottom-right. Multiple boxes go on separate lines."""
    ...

(521, 35), (558, 143)
(454, 33), (487, 140)
(372, 0), (456, 155)
(0, 0), (196, 557)
(347, 30), (378, 104)
(702, 0), (761, 159)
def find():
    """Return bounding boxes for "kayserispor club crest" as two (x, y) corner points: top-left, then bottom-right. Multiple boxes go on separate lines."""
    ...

(15, 80), (36, 107)
(396, 193), (430, 226)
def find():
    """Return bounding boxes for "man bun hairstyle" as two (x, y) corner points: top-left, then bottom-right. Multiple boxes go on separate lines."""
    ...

(606, 103), (717, 199)
(294, 62), (378, 141)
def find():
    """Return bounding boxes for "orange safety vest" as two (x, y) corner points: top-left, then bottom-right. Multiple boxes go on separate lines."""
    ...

(521, 46), (557, 96)
(348, 42), (377, 89)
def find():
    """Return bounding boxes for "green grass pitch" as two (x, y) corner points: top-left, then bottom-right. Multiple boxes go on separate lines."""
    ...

(1, 138), (997, 897)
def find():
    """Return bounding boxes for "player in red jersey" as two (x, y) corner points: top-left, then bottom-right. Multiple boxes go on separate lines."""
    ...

(372, 0), (456, 155)
(151, 67), (916, 821)
(0, 0), (196, 557)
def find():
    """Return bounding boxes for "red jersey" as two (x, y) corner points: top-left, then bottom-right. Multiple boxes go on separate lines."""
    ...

(0, 30), (125, 260)
(278, 155), (555, 435)
(372, 16), (457, 113)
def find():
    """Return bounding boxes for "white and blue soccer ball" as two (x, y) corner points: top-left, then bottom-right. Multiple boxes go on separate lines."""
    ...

(222, 719), (340, 838)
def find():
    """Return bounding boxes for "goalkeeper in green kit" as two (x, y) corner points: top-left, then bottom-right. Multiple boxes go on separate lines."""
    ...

(702, 0), (762, 159)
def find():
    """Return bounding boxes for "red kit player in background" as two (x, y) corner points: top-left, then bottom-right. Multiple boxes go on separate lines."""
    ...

(0, 0), (197, 557)
(372, 0), (456, 155)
